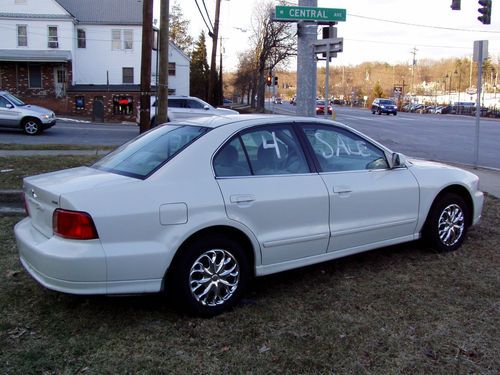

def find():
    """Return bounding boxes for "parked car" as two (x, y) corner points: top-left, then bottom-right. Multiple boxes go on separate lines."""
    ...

(371, 98), (397, 115)
(0, 91), (56, 135)
(274, 97), (283, 104)
(222, 98), (233, 106)
(15, 115), (484, 316)
(315, 100), (332, 115)
(137, 95), (239, 127)
(290, 96), (296, 106)
(435, 105), (451, 114)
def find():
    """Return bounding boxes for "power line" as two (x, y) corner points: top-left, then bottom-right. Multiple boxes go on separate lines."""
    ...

(349, 13), (500, 34)
(194, 0), (213, 33)
(201, 0), (214, 30)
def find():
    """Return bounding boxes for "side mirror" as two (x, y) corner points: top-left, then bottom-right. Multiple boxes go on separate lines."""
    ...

(5, 103), (13, 109)
(391, 152), (407, 168)
(203, 105), (210, 110)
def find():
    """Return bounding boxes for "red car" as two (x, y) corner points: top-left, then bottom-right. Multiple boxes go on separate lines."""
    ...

(316, 100), (332, 115)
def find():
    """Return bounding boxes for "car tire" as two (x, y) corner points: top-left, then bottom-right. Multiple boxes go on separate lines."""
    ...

(169, 235), (250, 317)
(377, 110), (382, 115)
(22, 118), (42, 135)
(424, 193), (469, 252)
(372, 110), (375, 114)
(394, 112), (397, 116)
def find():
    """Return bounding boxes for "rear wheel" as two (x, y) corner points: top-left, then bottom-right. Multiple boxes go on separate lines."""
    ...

(23, 118), (42, 135)
(169, 235), (250, 317)
(424, 193), (469, 252)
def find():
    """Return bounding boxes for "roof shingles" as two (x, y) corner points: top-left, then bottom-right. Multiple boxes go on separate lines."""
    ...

(54, 0), (143, 25)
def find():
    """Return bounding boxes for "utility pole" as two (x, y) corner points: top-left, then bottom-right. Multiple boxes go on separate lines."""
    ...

(219, 36), (223, 104)
(410, 47), (417, 102)
(296, 0), (317, 117)
(208, 0), (221, 106)
(139, 0), (153, 134)
(156, 0), (169, 125)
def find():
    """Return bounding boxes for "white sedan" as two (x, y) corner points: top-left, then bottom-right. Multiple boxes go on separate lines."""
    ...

(15, 115), (484, 316)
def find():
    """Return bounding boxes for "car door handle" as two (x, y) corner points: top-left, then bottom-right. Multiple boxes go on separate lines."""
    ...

(333, 186), (352, 194)
(230, 194), (256, 204)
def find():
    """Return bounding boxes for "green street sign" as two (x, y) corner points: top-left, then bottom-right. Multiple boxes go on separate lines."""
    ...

(275, 5), (346, 22)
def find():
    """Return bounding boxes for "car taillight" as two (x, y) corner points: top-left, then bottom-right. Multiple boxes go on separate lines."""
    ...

(53, 209), (98, 240)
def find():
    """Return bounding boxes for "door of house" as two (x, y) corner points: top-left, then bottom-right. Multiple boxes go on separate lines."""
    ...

(54, 68), (66, 97)
(92, 96), (104, 122)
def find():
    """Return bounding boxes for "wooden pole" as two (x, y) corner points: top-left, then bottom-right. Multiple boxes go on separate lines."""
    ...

(139, 0), (153, 134)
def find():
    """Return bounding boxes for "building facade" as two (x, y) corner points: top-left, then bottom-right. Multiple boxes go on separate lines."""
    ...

(0, 0), (190, 122)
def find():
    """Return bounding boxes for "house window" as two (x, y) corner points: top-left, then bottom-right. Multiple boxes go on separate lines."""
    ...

(77, 29), (86, 48)
(48, 26), (58, 48)
(123, 30), (133, 50)
(28, 64), (42, 88)
(113, 96), (134, 115)
(122, 67), (134, 84)
(56, 69), (66, 84)
(111, 29), (133, 51)
(168, 62), (176, 76)
(17, 25), (27, 47)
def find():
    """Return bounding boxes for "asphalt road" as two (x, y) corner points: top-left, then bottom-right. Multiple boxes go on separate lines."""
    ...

(1, 107), (499, 170)
(0, 120), (139, 147)
(269, 102), (500, 170)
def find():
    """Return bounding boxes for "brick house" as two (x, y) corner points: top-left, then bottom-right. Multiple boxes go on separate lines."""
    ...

(0, 0), (190, 122)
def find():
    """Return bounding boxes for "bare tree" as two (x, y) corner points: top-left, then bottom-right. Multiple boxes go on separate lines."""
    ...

(249, 1), (296, 111)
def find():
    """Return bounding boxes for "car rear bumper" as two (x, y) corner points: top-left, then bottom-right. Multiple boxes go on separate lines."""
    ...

(14, 217), (108, 294)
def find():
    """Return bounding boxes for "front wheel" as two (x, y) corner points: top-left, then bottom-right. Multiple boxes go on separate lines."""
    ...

(169, 236), (250, 317)
(23, 118), (42, 135)
(424, 193), (469, 252)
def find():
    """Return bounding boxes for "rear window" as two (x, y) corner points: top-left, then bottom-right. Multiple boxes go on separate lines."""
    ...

(93, 125), (209, 179)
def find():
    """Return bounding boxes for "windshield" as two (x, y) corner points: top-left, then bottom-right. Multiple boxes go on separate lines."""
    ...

(4, 93), (25, 106)
(93, 125), (209, 179)
(380, 100), (395, 105)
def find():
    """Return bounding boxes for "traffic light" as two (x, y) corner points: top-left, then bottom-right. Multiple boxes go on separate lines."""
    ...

(451, 0), (461, 10)
(273, 76), (278, 86)
(478, 0), (492, 24)
(266, 75), (272, 86)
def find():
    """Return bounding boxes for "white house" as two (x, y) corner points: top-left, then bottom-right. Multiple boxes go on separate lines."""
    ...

(0, 0), (190, 120)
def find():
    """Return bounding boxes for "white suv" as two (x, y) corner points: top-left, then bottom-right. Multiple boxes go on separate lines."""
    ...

(138, 95), (239, 127)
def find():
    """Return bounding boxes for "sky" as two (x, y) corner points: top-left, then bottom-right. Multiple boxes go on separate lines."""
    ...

(156, 0), (499, 71)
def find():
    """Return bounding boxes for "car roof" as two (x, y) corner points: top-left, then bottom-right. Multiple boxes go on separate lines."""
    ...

(167, 114), (352, 130)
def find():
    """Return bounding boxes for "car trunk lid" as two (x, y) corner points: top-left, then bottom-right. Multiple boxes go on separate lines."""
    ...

(23, 166), (134, 238)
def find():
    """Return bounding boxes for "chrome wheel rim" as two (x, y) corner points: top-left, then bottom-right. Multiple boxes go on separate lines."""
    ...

(25, 121), (39, 134)
(189, 249), (239, 307)
(438, 203), (465, 246)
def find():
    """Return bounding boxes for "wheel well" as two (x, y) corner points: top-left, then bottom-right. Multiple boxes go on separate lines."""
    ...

(21, 116), (40, 126)
(163, 225), (256, 291)
(429, 185), (474, 227)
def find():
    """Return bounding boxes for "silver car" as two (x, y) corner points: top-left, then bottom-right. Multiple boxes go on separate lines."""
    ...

(0, 91), (56, 135)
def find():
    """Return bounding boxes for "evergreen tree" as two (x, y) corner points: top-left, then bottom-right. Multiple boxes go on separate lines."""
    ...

(169, 1), (194, 55)
(373, 81), (385, 98)
(190, 31), (210, 100)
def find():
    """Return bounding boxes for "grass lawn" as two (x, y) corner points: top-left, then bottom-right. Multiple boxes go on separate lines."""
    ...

(1, 197), (499, 373)
(0, 156), (101, 189)
(0, 154), (498, 374)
